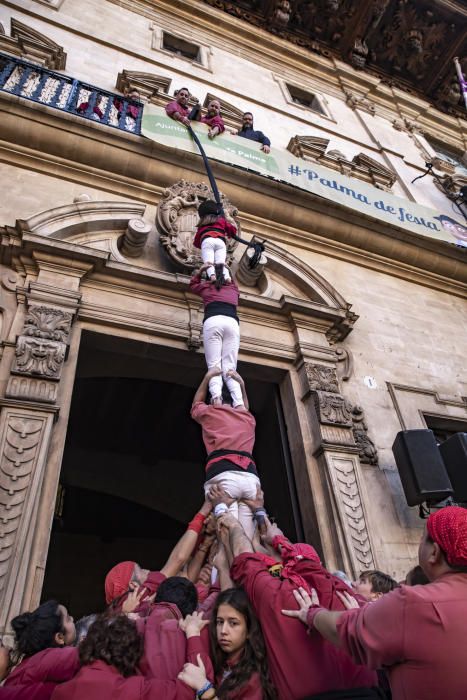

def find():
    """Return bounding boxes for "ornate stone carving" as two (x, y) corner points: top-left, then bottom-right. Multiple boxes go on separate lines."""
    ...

(6, 377), (58, 404)
(314, 391), (353, 426)
(0, 19), (67, 70)
(391, 117), (421, 134)
(305, 363), (339, 393)
(0, 415), (44, 599)
(344, 90), (376, 115)
(332, 457), (375, 570)
(23, 306), (72, 342)
(350, 38), (369, 69)
(156, 180), (239, 271)
(351, 405), (378, 465)
(11, 306), (72, 382)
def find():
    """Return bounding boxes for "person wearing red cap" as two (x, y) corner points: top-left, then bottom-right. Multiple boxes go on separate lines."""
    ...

(216, 511), (378, 699)
(283, 505), (467, 700)
(104, 500), (212, 610)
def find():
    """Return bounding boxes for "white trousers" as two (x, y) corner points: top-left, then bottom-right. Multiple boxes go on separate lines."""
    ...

(204, 471), (260, 541)
(201, 238), (230, 280)
(203, 315), (243, 406)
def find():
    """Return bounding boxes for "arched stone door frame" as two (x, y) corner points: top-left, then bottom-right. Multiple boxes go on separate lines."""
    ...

(0, 200), (376, 633)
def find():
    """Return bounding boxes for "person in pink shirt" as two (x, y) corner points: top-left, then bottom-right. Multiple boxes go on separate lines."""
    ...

(191, 369), (261, 540)
(201, 100), (225, 139)
(283, 505), (467, 700)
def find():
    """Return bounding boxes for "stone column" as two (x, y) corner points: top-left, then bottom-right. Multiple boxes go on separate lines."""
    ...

(0, 251), (90, 633)
(297, 360), (376, 577)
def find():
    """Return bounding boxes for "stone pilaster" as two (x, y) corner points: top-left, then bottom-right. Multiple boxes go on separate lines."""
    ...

(297, 359), (376, 576)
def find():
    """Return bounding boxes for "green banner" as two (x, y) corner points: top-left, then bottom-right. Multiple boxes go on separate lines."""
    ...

(142, 105), (467, 248)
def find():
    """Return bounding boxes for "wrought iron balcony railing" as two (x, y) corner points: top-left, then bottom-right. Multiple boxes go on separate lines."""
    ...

(0, 52), (143, 134)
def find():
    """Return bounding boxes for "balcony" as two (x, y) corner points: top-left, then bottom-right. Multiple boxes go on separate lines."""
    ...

(0, 52), (143, 134)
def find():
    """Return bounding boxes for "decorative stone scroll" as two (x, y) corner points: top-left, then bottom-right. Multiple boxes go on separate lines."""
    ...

(305, 363), (339, 393)
(314, 391), (353, 426)
(351, 405), (378, 465)
(156, 180), (239, 271)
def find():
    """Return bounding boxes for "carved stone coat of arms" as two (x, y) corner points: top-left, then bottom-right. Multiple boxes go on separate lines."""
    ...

(155, 180), (239, 270)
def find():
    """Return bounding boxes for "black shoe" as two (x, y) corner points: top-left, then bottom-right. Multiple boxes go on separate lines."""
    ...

(215, 264), (224, 290)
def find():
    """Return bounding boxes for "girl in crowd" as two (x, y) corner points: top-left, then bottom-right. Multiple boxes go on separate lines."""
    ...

(193, 200), (237, 286)
(189, 263), (242, 407)
(52, 613), (213, 700)
(3, 600), (78, 698)
(209, 588), (276, 700)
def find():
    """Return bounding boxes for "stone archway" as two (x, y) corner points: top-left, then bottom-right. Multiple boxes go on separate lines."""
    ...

(0, 196), (376, 632)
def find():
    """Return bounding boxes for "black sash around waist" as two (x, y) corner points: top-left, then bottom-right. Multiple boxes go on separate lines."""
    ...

(205, 448), (257, 481)
(204, 301), (239, 323)
(199, 226), (226, 244)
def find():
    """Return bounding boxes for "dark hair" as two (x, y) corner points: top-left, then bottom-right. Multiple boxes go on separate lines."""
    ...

(210, 588), (277, 700)
(405, 565), (429, 586)
(243, 112), (253, 118)
(359, 570), (398, 594)
(74, 614), (98, 645)
(154, 576), (198, 617)
(79, 614), (143, 677)
(175, 87), (190, 95)
(434, 214), (466, 228)
(11, 600), (65, 658)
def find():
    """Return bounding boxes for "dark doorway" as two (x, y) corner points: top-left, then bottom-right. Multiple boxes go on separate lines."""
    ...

(42, 331), (302, 618)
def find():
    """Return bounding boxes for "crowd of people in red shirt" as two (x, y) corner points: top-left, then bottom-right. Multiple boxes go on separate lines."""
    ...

(0, 363), (466, 700)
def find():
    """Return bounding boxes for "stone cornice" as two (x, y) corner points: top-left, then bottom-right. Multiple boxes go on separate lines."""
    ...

(0, 93), (465, 297)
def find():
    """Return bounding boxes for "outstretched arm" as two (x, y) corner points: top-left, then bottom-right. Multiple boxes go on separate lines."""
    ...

(192, 368), (222, 406)
(217, 512), (254, 558)
(160, 500), (212, 578)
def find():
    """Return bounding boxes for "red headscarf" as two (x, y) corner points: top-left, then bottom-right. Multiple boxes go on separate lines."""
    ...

(105, 561), (136, 604)
(271, 535), (321, 591)
(427, 506), (467, 567)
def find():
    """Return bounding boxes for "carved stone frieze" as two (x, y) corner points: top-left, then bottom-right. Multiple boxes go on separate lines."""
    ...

(314, 391), (353, 426)
(23, 306), (72, 342)
(351, 405), (378, 465)
(6, 376), (58, 404)
(344, 90), (376, 115)
(156, 180), (239, 271)
(305, 363), (339, 393)
(116, 70), (171, 101)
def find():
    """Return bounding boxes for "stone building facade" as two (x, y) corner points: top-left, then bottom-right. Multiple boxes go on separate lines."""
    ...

(0, 0), (466, 626)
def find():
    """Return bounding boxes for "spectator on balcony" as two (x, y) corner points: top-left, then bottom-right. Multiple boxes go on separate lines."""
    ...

(113, 88), (141, 122)
(77, 94), (104, 120)
(235, 112), (271, 153)
(165, 87), (199, 126)
(201, 100), (225, 139)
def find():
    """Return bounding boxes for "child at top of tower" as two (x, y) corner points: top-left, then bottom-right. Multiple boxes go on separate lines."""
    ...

(201, 99), (225, 139)
(194, 200), (237, 286)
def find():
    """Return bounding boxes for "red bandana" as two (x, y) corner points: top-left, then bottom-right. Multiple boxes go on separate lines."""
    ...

(427, 506), (467, 567)
(104, 561), (136, 604)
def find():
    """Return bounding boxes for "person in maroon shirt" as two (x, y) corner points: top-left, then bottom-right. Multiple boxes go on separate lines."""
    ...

(104, 499), (212, 612)
(165, 87), (197, 126)
(192, 369), (261, 541)
(190, 265), (241, 406)
(283, 505), (467, 700)
(51, 613), (214, 700)
(209, 587), (276, 699)
(4, 600), (78, 700)
(201, 100), (225, 139)
(217, 512), (378, 699)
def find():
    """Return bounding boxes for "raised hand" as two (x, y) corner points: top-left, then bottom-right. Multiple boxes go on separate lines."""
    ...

(243, 485), (264, 512)
(178, 654), (209, 692)
(179, 611), (209, 638)
(209, 483), (235, 507)
(281, 586), (320, 625)
(121, 582), (148, 614)
(336, 589), (360, 609)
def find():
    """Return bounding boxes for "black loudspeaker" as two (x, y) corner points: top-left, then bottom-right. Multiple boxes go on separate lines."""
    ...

(392, 430), (453, 506)
(439, 433), (467, 501)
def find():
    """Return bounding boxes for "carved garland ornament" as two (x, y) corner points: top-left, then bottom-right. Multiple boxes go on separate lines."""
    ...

(155, 180), (239, 271)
